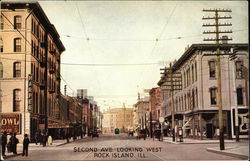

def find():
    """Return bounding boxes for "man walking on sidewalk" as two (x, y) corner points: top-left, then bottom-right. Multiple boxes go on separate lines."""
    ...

(22, 134), (30, 157)
(1, 131), (7, 157)
(10, 133), (19, 154)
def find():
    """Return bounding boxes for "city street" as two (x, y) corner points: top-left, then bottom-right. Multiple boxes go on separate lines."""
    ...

(6, 134), (244, 160)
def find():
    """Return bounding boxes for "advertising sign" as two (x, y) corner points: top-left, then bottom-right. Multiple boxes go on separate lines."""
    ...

(231, 107), (249, 138)
(0, 113), (21, 134)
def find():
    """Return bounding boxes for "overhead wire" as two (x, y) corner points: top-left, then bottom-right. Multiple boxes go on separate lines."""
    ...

(1, 13), (76, 95)
(75, 2), (103, 100)
(138, 4), (178, 92)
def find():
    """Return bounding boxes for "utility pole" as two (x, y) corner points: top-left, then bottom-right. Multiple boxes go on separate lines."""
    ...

(230, 48), (240, 142)
(160, 64), (182, 142)
(150, 112), (153, 138)
(170, 63), (175, 142)
(203, 8), (232, 150)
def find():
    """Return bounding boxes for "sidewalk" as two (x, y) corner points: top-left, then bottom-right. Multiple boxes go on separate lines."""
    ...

(163, 136), (236, 144)
(2, 136), (88, 160)
(207, 143), (249, 159)
(162, 137), (249, 159)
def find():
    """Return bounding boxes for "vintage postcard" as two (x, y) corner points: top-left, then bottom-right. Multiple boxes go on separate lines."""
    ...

(0, 0), (248, 160)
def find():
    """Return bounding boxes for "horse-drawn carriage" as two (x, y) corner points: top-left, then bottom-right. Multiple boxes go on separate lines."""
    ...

(136, 129), (146, 140)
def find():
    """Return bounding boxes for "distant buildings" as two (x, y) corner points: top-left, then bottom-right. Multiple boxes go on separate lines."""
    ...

(102, 106), (133, 133)
(133, 97), (150, 131)
(149, 87), (162, 130)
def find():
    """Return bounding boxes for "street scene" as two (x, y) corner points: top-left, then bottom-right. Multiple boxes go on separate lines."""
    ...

(0, 0), (249, 161)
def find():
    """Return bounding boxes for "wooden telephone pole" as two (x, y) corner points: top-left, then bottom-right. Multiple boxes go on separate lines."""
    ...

(160, 63), (182, 142)
(202, 8), (232, 150)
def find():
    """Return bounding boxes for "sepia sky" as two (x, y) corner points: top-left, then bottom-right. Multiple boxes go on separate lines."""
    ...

(38, 0), (248, 111)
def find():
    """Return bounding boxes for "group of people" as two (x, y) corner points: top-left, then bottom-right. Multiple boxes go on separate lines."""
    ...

(1, 132), (30, 157)
(34, 132), (53, 146)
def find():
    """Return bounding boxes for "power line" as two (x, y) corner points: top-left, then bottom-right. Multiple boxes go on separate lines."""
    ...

(1, 13), (76, 97)
(1, 13), (32, 46)
(60, 62), (158, 66)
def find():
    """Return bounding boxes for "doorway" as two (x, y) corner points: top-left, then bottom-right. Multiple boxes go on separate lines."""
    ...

(206, 123), (213, 138)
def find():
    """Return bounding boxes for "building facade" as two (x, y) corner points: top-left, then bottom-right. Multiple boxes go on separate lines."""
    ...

(133, 97), (150, 131)
(0, 2), (65, 141)
(149, 87), (162, 130)
(159, 43), (248, 139)
(102, 107), (133, 133)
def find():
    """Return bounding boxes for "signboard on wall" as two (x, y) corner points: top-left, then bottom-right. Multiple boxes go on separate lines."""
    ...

(0, 113), (21, 134)
(231, 107), (249, 138)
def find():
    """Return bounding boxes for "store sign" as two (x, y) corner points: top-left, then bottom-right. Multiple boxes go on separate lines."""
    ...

(0, 114), (21, 134)
(48, 124), (70, 129)
(231, 108), (249, 138)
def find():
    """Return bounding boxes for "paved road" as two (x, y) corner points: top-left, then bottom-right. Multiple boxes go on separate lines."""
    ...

(7, 134), (243, 160)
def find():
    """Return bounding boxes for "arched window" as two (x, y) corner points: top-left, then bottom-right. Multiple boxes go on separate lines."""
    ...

(14, 38), (21, 52)
(13, 89), (21, 111)
(13, 62), (21, 77)
(191, 65), (194, 84)
(0, 62), (3, 78)
(195, 61), (197, 81)
(235, 61), (243, 79)
(14, 15), (22, 29)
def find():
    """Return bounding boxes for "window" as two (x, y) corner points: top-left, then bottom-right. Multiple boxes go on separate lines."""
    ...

(14, 16), (21, 29)
(1, 15), (3, 30)
(195, 61), (197, 81)
(192, 89), (195, 109)
(14, 38), (21, 52)
(0, 37), (3, 52)
(13, 89), (21, 111)
(196, 88), (198, 108)
(13, 62), (21, 77)
(237, 88), (243, 105)
(191, 65), (194, 84)
(235, 61), (243, 79)
(187, 68), (190, 86)
(210, 88), (217, 105)
(183, 72), (186, 88)
(0, 62), (3, 78)
(31, 19), (34, 33)
(209, 61), (216, 78)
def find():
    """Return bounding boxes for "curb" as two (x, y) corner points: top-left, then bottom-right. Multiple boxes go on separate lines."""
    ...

(163, 139), (236, 144)
(3, 153), (22, 160)
(207, 148), (249, 160)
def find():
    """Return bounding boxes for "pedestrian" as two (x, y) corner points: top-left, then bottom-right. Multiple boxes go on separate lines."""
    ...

(43, 134), (47, 147)
(40, 133), (44, 145)
(10, 133), (19, 154)
(35, 131), (39, 145)
(66, 133), (70, 143)
(1, 131), (7, 157)
(48, 135), (53, 145)
(22, 134), (30, 157)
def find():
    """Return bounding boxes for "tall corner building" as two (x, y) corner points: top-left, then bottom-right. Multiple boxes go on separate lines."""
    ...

(0, 2), (65, 140)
